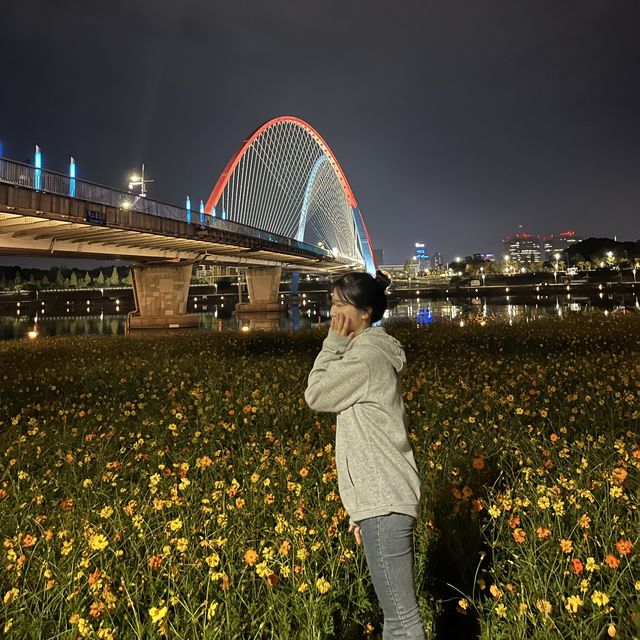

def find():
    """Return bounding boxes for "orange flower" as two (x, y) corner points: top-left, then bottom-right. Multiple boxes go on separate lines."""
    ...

(509, 516), (521, 529)
(615, 539), (632, 556)
(604, 553), (620, 569)
(570, 558), (584, 575)
(88, 568), (101, 586)
(550, 433), (559, 442)
(267, 573), (279, 588)
(244, 549), (258, 565)
(536, 527), (551, 540)
(148, 555), (164, 570)
(611, 467), (628, 484)
(22, 534), (37, 548)
(59, 498), (74, 511)
(472, 456), (486, 470)
(512, 528), (526, 544)
(279, 541), (291, 556)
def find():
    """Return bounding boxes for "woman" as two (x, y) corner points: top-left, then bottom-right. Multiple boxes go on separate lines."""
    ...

(305, 271), (424, 639)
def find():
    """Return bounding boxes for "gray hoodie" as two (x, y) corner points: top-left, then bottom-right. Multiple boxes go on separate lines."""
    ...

(305, 326), (421, 523)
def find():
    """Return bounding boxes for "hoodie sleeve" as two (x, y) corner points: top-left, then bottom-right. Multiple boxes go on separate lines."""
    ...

(305, 330), (370, 413)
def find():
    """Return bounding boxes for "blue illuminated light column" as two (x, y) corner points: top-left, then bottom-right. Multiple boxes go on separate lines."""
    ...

(186, 196), (191, 223)
(69, 157), (76, 197)
(200, 200), (205, 225)
(0, 140), (4, 157)
(34, 145), (42, 190)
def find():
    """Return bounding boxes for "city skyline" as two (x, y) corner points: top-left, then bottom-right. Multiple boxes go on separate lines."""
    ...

(1, 1), (639, 265)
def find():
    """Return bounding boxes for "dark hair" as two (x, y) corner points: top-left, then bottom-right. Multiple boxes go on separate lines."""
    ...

(331, 270), (391, 323)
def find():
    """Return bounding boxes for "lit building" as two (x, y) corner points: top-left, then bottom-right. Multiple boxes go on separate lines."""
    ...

(195, 263), (235, 282)
(541, 231), (582, 260)
(503, 232), (542, 264)
(429, 252), (443, 270)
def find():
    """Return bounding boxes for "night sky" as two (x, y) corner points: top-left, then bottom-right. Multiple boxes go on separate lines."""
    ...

(1, 0), (639, 265)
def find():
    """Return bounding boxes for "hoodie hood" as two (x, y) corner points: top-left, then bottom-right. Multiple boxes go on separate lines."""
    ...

(348, 326), (406, 374)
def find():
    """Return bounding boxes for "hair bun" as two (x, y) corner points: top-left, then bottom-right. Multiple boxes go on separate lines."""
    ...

(374, 269), (391, 291)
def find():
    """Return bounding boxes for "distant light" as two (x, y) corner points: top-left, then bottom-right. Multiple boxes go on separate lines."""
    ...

(27, 329), (38, 340)
(34, 145), (42, 190)
(69, 157), (76, 197)
(241, 325), (250, 332)
(186, 196), (191, 223)
(122, 201), (132, 209)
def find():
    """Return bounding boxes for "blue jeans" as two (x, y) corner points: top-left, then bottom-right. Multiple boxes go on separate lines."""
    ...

(358, 513), (425, 639)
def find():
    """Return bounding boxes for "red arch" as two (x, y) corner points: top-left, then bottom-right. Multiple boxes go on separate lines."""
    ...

(204, 116), (358, 213)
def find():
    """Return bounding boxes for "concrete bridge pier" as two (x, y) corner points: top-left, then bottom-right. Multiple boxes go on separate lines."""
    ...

(236, 266), (283, 313)
(126, 261), (199, 332)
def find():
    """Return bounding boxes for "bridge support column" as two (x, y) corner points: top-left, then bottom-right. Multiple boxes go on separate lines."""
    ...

(127, 262), (199, 332)
(236, 266), (282, 313)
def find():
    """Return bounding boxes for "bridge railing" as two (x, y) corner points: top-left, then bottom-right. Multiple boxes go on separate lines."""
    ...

(0, 157), (329, 258)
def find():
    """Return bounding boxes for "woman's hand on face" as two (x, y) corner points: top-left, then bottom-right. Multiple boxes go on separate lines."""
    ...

(330, 312), (355, 340)
(348, 523), (362, 545)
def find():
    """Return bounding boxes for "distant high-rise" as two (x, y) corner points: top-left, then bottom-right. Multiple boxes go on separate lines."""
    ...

(503, 232), (542, 264)
(541, 231), (582, 260)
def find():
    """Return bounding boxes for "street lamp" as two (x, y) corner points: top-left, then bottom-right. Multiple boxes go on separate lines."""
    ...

(554, 253), (560, 272)
(128, 163), (154, 198)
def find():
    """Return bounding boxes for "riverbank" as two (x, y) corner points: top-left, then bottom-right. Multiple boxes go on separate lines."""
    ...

(1, 316), (638, 638)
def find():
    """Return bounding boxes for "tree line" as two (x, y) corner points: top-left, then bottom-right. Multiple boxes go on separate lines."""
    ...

(0, 266), (132, 291)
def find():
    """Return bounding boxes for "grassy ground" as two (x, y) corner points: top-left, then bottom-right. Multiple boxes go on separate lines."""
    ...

(0, 316), (638, 639)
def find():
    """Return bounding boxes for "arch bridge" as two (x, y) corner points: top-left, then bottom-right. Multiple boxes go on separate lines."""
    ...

(0, 116), (377, 329)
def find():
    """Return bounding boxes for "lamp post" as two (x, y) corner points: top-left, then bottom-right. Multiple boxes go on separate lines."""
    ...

(128, 164), (153, 198)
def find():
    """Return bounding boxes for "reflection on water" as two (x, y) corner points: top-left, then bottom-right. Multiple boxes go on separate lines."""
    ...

(1, 291), (638, 340)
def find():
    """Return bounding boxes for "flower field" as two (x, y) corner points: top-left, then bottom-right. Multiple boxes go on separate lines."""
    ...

(0, 316), (638, 639)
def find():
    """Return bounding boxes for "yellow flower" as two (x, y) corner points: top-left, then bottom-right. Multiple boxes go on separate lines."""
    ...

(61, 540), (74, 556)
(3, 588), (19, 604)
(537, 496), (550, 509)
(535, 599), (552, 615)
(255, 561), (271, 578)
(297, 582), (309, 593)
(458, 598), (469, 610)
(99, 506), (114, 519)
(565, 595), (583, 613)
(608, 623), (617, 637)
(167, 518), (182, 532)
(88, 534), (108, 552)
(316, 577), (331, 594)
(495, 603), (507, 618)
(205, 552), (220, 568)
(609, 485), (623, 498)
(585, 557), (597, 572)
(591, 591), (609, 607)
(207, 601), (219, 620)
(149, 605), (168, 623)
(488, 505), (501, 518)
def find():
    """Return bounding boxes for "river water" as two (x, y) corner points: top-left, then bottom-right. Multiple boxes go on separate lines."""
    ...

(1, 286), (638, 341)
